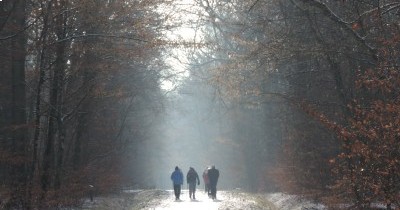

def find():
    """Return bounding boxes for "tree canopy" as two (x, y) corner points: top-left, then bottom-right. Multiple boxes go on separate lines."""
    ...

(1, 0), (400, 209)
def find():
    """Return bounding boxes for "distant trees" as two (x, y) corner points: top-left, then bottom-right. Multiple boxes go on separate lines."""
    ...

(0, 0), (167, 208)
(186, 0), (284, 192)
(189, 0), (400, 208)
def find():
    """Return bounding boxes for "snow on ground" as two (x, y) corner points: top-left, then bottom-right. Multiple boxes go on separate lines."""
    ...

(264, 193), (326, 210)
(154, 190), (223, 209)
(75, 189), (396, 210)
(264, 193), (396, 210)
(138, 189), (275, 210)
(81, 189), (276, 210)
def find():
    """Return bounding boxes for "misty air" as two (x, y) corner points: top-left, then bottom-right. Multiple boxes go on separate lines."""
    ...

(1, 0), (399, 209)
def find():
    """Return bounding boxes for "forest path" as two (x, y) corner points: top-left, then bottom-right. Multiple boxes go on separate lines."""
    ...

(137, 190), (276, 210)
(153, 189), (221, 209)
(82, 189), (322, 210)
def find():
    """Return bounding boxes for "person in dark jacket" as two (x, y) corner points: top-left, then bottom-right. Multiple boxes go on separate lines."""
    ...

(171, 166), (184, 200)
(208, 165), (219, 200)
(186, 167), (200, 199)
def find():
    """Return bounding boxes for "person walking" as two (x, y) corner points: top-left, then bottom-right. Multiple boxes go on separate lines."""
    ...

(208, 165), (219, 200)
(202, 167), (210, 195)
(186, 167), (200, 199)
(171, 166), (184, 200)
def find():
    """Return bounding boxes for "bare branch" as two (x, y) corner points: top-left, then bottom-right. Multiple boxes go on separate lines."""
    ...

(292, 0), (378, 59)
(248, 0), (261, 12)
(56, 33), (149, 43)
(0, 20), (36, 41)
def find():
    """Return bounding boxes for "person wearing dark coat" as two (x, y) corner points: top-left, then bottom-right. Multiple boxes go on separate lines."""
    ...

(208, 165), (219, 200)
(186, 167), (200, 199)
(171, 166), (184, 200)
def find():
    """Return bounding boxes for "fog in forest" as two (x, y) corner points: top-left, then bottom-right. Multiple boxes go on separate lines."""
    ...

(2, 0), (400, 208)
(126, 0), (283, 188)
(127, 57), (284, 191)
(133, 79), (246, 190)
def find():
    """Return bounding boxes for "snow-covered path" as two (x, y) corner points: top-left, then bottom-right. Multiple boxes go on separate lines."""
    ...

(82, 189), (284, 209)
(154, 190), (222, 209)
(81, 189), (392, 210)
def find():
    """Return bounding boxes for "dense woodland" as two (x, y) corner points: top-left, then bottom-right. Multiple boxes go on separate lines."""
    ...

(1, 0), (400, 209)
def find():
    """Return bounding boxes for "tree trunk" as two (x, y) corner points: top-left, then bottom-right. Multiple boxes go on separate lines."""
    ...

(28, 1), (53, 205)
(0, 0), (28, 207)
(10, 0), (27, 207)
(54, 0), (68, 188)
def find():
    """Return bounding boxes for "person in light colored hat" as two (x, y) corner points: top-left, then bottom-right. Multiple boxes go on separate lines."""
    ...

(202, 166), (210, 195)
